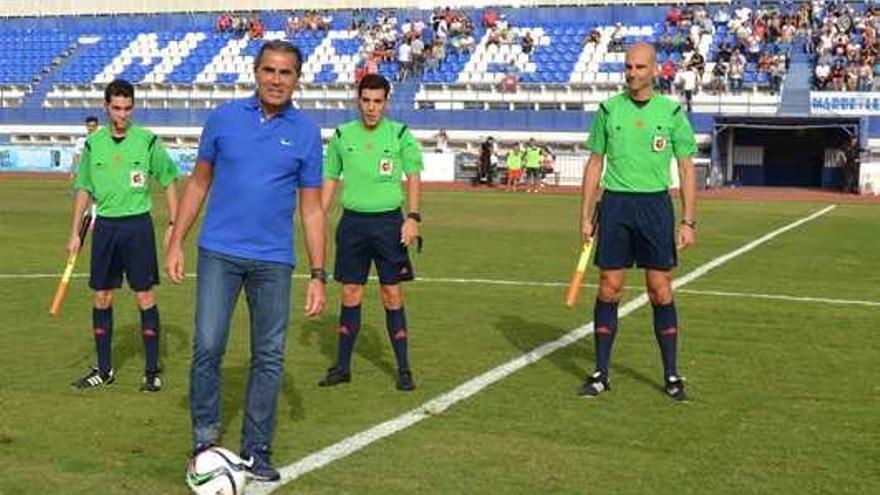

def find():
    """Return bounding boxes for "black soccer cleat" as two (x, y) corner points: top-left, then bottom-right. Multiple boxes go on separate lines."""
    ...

(241, 445), (280, 482)
(191, 442), (216, 458)
(318, 366), (351, 387)
(72, 366), (116, 390)
(140, 369), (163, 392)
(665, 375), (688, 401)
(578, 370), (610, 398)
(396, 369), (416, 391)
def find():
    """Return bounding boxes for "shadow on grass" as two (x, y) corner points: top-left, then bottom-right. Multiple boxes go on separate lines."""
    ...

(297, 314), (337, 365)
(110, 323), (143, 373)
(496, 314), (662, 396)
(353, 323), (396, 381)
(174, 364), (248, 447)
(280, 369), (305, 421)
(298, 311), (396, 383)
(216, 365), (305, 430)
(160, 323), (189, 358)
(496, 314), (589, 382)
(67, 304), (189, 374)
(101, 321), (188, 374)
(174, 363), (306, 447)
(610, 361), (666, 396)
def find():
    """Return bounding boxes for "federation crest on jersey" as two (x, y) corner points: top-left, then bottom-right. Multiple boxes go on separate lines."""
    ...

(378, 158), (393, 176)
(652, 135), (667, 152)
(130, 170), (145, 188)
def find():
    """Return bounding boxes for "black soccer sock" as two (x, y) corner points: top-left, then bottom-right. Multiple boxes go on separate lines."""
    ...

(385, 307), (410, 372)
(652, 301), (679, 379)
(140, 305), (160, 373)
(593, 298), (619, 376)
(93, 307), (113, 375)
(335, 304), (361, 372)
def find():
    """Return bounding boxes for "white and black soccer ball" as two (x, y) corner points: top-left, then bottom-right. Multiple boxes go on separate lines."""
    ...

(186, 446), (249, 495)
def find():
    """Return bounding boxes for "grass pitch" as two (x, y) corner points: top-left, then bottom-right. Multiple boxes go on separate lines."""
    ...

(0, 178), (877, 494)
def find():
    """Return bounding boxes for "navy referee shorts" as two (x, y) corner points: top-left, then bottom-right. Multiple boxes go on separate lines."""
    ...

(89, 212), (160, 291)
(334, 208), (415, 285)
(595, 190), (677, 271)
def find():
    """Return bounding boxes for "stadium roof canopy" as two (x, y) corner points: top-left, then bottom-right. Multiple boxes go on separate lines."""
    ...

(713, 116), (861, 132)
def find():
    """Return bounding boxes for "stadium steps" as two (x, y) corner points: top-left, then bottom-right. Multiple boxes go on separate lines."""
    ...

(777, 36), (811, 117)
(21, 43), (83, 110)
(391, 77), (421, 112)
(790, 37), (811, 64)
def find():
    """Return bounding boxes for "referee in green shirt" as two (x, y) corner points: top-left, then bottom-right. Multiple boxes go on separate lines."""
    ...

(68, 79), (179, 392)
(579, 43), (697, 401)
(320, 74), (423, 391)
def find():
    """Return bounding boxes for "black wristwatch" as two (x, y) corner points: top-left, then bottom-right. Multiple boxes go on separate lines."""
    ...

(310, 268), (327, 284)
(406, 212), (422, 223)
(681, 220), (697, 229)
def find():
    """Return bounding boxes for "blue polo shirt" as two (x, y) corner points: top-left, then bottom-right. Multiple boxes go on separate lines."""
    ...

(197, 95), (323, 266)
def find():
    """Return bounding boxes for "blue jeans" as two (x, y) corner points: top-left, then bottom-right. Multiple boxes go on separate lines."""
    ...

(191, 248), (292, 451)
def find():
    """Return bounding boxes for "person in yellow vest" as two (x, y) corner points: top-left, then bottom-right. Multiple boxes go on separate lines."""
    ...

(505, 143), (524, 192)
(524, 138), (543, 193)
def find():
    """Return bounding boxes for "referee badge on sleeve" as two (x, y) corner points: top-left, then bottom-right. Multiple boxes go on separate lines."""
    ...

(652, 134), (668, 152)
(378, 158), (394, 176)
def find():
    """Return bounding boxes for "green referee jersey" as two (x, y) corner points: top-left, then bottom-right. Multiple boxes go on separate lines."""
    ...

(324, 117), (424, 213)
(585, 93), (696, 192)
(74, 125), (178, 217)
(524, 146), (542, 168)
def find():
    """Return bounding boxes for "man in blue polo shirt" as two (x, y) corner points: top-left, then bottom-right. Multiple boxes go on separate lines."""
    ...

(165, 40), (326, 482)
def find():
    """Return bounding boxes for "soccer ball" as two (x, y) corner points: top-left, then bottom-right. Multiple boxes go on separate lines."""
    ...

(186, 446), (249, 495)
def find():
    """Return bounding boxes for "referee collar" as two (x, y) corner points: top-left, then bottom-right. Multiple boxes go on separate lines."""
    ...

(245, 93), (297, 122)
(627, 92), (655, 108)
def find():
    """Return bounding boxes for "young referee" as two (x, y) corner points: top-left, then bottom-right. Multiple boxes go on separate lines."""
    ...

(579, 42), (697, 401)
(320, 74), (423, 391)
(68, 79), (179, 392)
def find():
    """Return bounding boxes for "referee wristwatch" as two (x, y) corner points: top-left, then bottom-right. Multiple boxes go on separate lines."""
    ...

(680, 220), (696, 229)
(406, 212), (422, 223)
(310, 268), (328, 284)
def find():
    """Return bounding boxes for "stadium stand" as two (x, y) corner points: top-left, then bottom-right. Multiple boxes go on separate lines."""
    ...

(1, 2), (879, 192)
(0, 5), (787, 130)
(809, 2), (878, 92)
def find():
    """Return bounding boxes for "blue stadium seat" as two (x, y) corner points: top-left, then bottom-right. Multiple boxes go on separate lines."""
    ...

(0, 5), (786, 130)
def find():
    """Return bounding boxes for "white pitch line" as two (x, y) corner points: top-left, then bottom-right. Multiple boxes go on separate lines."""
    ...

(246, 204), (838, 495)
(418, 279), (880, 307)
(6, 238), (879, 313)
(419, 276), (567, 288)
(675, 288), (880, 307)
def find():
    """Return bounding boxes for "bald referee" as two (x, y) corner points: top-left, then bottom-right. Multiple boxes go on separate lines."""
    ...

(319, 74), (423, 392)
(578, 42), (697, 401)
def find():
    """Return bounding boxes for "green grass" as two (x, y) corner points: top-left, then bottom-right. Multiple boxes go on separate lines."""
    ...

(0, 178), (877, 494)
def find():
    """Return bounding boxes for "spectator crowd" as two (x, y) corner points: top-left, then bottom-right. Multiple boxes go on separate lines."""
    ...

(811, 1), (880, 91)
